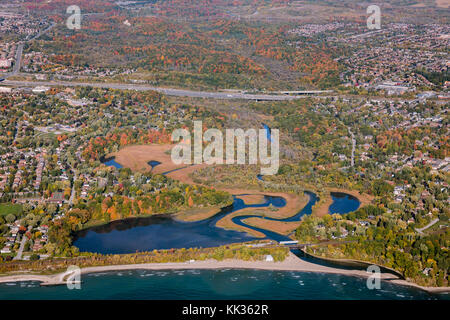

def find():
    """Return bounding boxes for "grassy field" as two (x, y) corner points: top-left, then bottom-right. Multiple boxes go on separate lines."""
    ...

(108, 144), (183, 174)
(242, 217), (301, 236)
(0, 203), (23, 217)
(173, 206), (223, 222)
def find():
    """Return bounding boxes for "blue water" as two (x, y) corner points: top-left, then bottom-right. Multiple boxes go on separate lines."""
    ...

(103, 157), (123, 169)
(262, 123), (272, 142)
(61, 138), (404, 300)
(73, 195), (286, 254)
(329, 192), (360, 214)
(74, 190), (361, 254)
(148, 160), (161, 169)
(102, 158), (161, 171)
(0, 269), (446, 300)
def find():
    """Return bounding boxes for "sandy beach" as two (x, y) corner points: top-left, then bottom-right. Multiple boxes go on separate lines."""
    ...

(0, 252), (448, 293)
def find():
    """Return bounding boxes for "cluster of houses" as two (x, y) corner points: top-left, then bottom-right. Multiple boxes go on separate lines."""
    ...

(0, 150), (47, 195)
(35, 123), (79, 135)
(34, 152), (45, 190)
(0, 40), (15, 72)
(337, 24), (448, 91)
(0, 12), (48, 39)
(1, 221), (49, 256)
(31, 224), (49, 252)
(21, 49), (135, 78)
(0, 222), (21, 254)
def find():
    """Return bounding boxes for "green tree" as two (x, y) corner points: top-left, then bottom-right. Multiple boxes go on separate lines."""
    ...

(5, 214), (16, 223)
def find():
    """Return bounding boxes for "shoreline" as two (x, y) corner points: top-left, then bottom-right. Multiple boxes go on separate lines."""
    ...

(0, 252), (448, 294)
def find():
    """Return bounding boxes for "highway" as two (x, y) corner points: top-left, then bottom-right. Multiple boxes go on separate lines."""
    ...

(0, 19), (333, 102)
(0, 21), (334, 101)
(3, 79), (332, 101)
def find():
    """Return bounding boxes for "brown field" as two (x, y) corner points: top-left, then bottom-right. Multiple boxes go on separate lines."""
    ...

(107, 144), (185, 174)
(242, 217), (301, 235)
(215, 211), (266, 238)
(312, 196), (335, 217)
(436, 0), (449, 8)
(164, 163), (208, 185)
(215, 192), (309, 236)
(173, 206), (222, 222)
(236, 194), (266, 205)
(108, 144), (372, 236)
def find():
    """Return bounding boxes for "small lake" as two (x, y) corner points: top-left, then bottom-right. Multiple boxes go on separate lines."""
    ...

(101, 156), (123, 169)
(148, 160), (161, 169)
(328, 192), (360, 214)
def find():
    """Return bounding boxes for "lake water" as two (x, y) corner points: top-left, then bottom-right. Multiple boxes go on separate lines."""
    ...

(67, 143), (426, 301)
(102, 157), (123, 169)
(329, 192), (360, 214)
(73, 195), (286, 254)
(0, 269), (446, 300)
(148, 160), (161, 169)
(74, 190), (361, 254)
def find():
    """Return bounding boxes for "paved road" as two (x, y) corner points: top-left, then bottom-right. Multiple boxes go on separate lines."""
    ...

(416, 218), (439, 235)
(348, 128), (356, 167)
(3, 79), (331, 101)
(11, 43), (23, 76)
(69, 171), (77, 206)
(13, 226), (32, 260)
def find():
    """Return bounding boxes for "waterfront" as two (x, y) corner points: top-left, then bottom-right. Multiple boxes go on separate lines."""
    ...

(0, 269), (447, 300)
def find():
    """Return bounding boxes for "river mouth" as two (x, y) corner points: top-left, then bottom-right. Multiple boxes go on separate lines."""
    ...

(73, 190), (361, 254)
(73, 195), (285, 254)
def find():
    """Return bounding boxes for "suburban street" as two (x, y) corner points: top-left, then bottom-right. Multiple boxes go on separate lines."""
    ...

(349, 128), (356, 167)
(69, 171), (78, 206)
(13, 226), (31, 260)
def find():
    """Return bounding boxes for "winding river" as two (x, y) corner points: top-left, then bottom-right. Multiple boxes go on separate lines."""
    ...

(74, 194), (302, 254)
(73, 190), (355, 256)
(3, 128), (448, 300)
(92, 124), (360, 254)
